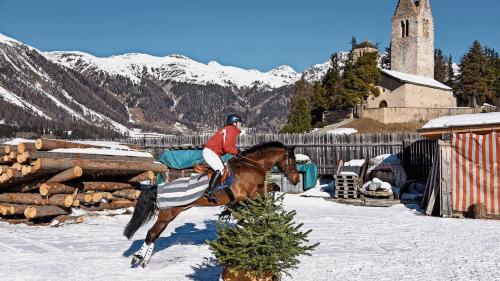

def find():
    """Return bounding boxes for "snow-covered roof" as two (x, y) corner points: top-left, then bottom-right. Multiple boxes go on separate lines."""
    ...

(382, 69), (452, 91)
(422, 112), (500, 129)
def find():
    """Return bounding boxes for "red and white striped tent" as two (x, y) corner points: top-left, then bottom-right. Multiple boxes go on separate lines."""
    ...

(422, 132), (500, 218)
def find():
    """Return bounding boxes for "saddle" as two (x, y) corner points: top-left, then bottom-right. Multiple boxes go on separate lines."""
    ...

(193, 163), (231, 185)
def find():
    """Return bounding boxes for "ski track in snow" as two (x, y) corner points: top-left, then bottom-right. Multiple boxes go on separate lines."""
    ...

(0, 195), (499, 281)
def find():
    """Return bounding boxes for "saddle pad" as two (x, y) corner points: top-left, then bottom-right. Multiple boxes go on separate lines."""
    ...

(157, 173), (209, 208)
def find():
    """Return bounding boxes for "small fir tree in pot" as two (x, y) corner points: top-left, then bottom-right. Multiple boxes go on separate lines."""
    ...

(208, 175), (318, 281)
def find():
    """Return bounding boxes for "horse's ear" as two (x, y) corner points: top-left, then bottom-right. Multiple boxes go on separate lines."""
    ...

(289, 146), (296, 151)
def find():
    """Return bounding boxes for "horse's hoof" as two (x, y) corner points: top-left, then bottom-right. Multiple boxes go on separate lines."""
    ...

(131, 255), (142, 267)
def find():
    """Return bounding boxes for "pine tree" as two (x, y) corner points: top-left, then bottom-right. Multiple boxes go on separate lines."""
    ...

(311, 81), (329, 111)
(280, 94), (312, 134)
(322, 53), (344, 109)
(207, 193), (318, 279)
(341, 52), (381, 107)
(434, 49), (447, 83)
(381, 44), (392, 70)
(348, 36), (358, 61)
(458, 41), (495, 107)
(446, 55), (455, 87)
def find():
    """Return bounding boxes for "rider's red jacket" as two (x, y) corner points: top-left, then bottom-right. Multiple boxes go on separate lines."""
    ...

(205, 125), (241, 157)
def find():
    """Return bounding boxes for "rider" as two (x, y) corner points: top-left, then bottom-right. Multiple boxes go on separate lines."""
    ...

(203, 113), (243, 203)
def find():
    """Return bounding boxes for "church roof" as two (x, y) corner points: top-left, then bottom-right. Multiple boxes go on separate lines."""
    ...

(382, 69), (452, 91)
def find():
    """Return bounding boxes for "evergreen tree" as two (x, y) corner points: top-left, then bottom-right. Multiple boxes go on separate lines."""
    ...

(434, 49), (447, 83)
(321, 53), (344, 109)
(445, 55), (456, 89)
(381, 44), (392, 70)
(208, 193), (318, 279)
(458, 41), (494, 107)
(280, 78), (312, 133)
(348, 36), (358, 61)
(311, 81), (329, 111)
(341, 52), (381, 107)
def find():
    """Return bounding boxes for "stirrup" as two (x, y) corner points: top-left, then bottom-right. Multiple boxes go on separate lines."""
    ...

(205, 191), (218, 203)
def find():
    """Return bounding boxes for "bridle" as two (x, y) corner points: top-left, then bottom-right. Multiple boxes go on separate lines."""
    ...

(233, 149), (298, 178)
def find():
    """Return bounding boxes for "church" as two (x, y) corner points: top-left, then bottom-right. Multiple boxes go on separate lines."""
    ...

(358, 0), (465, 123)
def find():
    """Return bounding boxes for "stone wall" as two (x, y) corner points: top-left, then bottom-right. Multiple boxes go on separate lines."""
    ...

(360, 107), (481, 124)
(366, 75), (456, 109)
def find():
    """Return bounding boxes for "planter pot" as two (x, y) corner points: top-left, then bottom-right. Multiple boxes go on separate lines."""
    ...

(222, 268), (277, 281)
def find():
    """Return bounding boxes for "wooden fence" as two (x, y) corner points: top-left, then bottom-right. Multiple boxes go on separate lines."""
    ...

(124, 133), (437, 180)
(1, 133), (436, 180)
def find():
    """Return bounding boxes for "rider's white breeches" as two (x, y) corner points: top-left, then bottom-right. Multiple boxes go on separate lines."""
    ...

(203, 148), (224, 172)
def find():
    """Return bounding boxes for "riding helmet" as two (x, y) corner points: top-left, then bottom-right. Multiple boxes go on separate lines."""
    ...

(226, 114), (243, 125)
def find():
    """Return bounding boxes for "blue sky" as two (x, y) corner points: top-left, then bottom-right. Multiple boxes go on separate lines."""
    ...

(0, 0), (499, 72)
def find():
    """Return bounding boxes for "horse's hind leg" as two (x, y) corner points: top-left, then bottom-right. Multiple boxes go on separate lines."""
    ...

(132, 207), (187, 268)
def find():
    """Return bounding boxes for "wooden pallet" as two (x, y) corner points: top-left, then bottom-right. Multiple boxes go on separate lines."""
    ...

(334, 192), (359, 199)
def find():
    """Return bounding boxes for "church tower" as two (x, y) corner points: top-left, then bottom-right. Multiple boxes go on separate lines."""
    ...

(391, 0), (434, 78)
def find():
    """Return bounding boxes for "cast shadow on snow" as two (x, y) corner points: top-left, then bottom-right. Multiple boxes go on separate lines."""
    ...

(186, 257), (223, 281)
(122, 220), (218, 258)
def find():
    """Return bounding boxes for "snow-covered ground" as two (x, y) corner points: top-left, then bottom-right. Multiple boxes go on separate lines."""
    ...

(1, 195), (499, 281)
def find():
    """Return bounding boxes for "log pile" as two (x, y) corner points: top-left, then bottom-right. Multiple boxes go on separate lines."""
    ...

(0, 139), (167, 224)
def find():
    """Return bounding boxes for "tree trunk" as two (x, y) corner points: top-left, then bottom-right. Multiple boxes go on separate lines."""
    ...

(32, 158), (167, 174)
(128, 171), (155, 183)
(112, 189), (141, 200)
(35, 139), (104, 151)
(0, 193), (74, 207)
(17, 142), (37, 154)
(24, 151), (154, 163)
(24, 205), (68, 219)
(80, 199), (135, 211)
(46, 166), (83, 183)
(39, 183), (77, 196)
(79, 182), (137, 192)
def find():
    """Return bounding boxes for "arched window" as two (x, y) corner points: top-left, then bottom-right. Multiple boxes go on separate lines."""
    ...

(401, 21), (405, 38)
(379, 101), (388, 108)
(406, 19), (410, 37)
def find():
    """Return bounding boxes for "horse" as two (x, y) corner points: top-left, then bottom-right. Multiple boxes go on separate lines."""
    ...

(123, 141), (301, 268)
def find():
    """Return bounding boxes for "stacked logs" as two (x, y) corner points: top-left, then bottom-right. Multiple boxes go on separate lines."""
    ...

(0, 139), (167, 224)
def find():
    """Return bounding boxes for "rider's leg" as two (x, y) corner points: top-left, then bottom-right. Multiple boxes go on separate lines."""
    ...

(202, 148), (224, 203)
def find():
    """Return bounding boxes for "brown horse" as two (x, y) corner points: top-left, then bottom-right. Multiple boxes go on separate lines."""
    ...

(123, 141), (300, 267)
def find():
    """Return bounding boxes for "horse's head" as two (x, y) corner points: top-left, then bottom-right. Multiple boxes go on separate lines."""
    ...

(276, 146), (301, 186)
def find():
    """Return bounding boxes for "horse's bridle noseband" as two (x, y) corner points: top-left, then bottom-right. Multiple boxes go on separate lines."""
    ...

(234, 150), (298, 178)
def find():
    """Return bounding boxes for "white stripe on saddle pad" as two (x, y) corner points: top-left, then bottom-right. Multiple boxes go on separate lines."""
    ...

(157, 173), (209, 208)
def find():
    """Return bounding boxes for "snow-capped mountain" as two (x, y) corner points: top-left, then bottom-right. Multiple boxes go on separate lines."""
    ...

(45, 51), (301, 89)
(0, 32), (332, 136)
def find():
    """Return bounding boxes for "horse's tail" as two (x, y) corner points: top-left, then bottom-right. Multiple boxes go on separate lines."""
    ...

(123, 185), (158, 239)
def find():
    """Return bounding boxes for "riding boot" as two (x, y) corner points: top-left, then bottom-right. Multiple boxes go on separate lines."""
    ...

(205, 170), (221, 203)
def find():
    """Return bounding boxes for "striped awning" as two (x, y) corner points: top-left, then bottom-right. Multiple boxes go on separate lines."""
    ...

(452, 132), (500, 215)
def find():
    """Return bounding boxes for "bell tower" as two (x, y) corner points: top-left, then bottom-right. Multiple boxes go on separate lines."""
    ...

(391, 0), (434, 78)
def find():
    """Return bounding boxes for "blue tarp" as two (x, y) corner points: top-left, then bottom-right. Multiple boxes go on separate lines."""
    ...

(298, 163), (318, 190)
(158, 149), (318, 190)
(158, 149), (232, 170)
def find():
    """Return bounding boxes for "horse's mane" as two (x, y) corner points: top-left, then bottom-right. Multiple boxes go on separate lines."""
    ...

(240, 141), (286, 156)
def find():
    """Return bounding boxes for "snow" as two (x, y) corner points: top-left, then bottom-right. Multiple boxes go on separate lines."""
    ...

(3, 138), (35, 145)
(326, 128), (358, 135)
(1, 195), (500, 281)
(382, 69), (452, 91)
(0, 85), (51, 120)
(295, 154), (311, 163)
(50, 148), (153, 158)
(45, 51), (301, 89)
(343, 159), (365, 167)
(422, 112), (500, 129)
